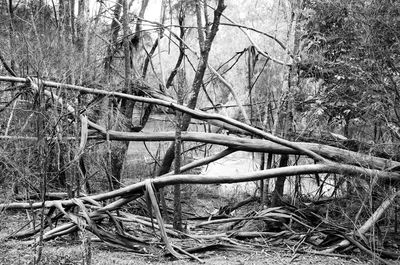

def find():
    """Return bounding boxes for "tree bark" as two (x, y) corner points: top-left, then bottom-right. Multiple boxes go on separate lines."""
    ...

(104, 0), (122, 76)
(76, 0), (89, 55)
(259, 153), (265, 203)
(262, 153), (273, 204)
(173, 69), (185, 231)
(107, 0), (131, 190)
(271, 154), (289, 206)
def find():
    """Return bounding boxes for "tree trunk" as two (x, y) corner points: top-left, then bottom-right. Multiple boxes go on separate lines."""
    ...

(7, 0), (16, 74)
(156, 0), (226, 176)
(271, 154), (289, 206)
(108, 0), (131, 190)
(173, 69), (185, 231)
(262, 153), (273, 205)
(270, 0), (302, 207)
(59, 0), (75, 43)
(104, 0), (122, 76)
(76, 0), (88, 52)
(259, 153), (265, 203)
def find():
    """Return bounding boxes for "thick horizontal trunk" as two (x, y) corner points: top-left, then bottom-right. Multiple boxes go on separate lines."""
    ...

(88, 130), (400, 171)
(2, 130), (398, 171)
(0, 75), (324, 161)
(2, 162), (399, 211)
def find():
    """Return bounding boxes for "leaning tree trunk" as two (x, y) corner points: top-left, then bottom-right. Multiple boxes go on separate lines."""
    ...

(156, 0), (226, 175)
(155, 1), (226, 222)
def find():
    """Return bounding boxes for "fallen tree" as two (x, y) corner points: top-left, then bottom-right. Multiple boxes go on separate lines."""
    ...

(0, 75), (326, 161)
(1, 75), (398, 171)
(1, 170), (398, 262)
(87, 130), (400, 171)
(1, 75), (400, 262)
(1, 162), (399, 211)
(2, 131), (397, 170)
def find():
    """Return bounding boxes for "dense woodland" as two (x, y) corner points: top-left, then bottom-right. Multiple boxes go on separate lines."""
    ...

(1, 0), (400, 264)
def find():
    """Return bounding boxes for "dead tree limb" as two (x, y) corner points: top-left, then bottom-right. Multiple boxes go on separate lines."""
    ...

(87, 130), (399, 171)
(3, 131), (398, 171)
(324, 190), (400, 256)
(2, 163), (399, 211)
(357, 190), (400, 235)
(0, 76), (326, 161)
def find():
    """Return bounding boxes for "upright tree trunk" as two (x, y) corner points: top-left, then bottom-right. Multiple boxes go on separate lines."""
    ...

(271, 154), (289, 206)
(122, 0), (131, 118)
(173, 69), (185, 231)
(108, 0), (131, 190)
(33, 82), (48, 265)
(104, 0), (122, 76)
(261, 153), (273, 205)
(59, 0), (75, 43)
(270, 0), (302, 206)
(109, 0), (151, 190)
(76, 0), (89, 55)
(259, 153), (265, 202)
(7, 0), (16, 74)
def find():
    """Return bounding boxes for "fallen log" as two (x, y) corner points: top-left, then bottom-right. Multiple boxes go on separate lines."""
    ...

(3, 130), (398, 171)
(0, 75), (326, 161)
(88, 130), (400, 171)
(2, 162), (399, 211)
(4, 128), (398, 171)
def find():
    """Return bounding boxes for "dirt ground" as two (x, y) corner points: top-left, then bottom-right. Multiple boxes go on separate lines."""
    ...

(0, 211), (381, 265)
(0, 239), (374, 265)
(2, 191), (400, 265)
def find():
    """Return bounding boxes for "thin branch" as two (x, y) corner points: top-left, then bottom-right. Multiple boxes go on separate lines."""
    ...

(165, 10), (185, 89)
(165, 148), (236, 175)
(135, 15), (252, 126)
(202, 0), (293, 66)
(219, 22), (294, 59)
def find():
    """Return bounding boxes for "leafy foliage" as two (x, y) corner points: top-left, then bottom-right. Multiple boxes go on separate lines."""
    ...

(300, 0), (400, 139)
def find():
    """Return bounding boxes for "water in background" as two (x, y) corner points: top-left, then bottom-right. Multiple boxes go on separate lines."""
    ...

(127, 113), (338, 199)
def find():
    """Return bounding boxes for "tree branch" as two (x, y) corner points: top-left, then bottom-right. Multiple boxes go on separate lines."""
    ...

(1, 163), (399, 211)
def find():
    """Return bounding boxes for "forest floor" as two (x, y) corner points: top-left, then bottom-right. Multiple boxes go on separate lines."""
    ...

(0, 174), (397, 264)
(0, 207), (382, 265)
(1, 238), (373, 265)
